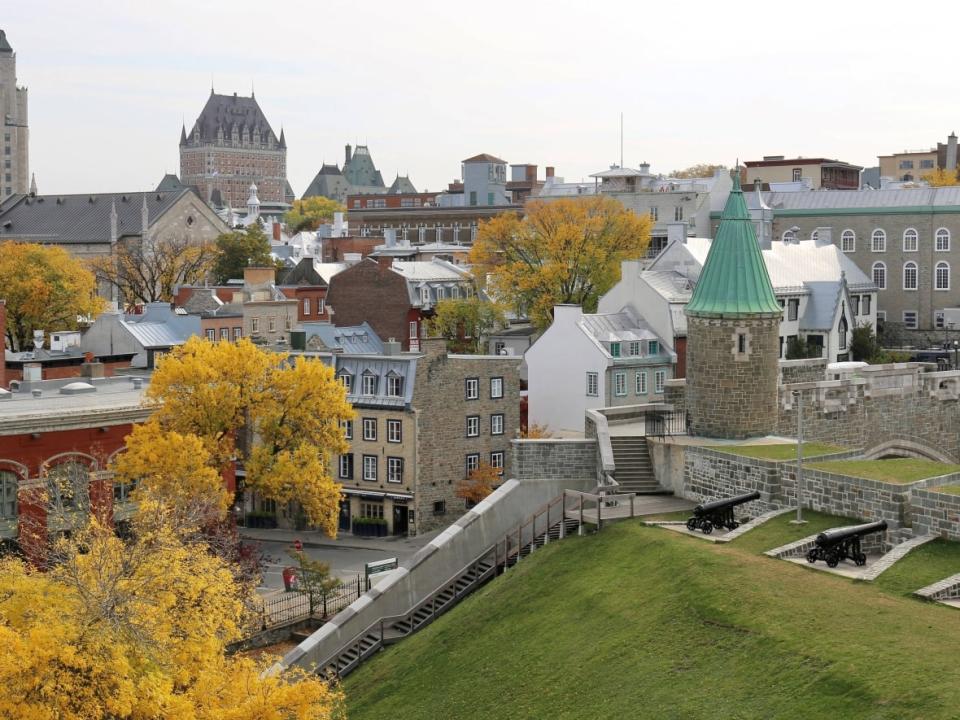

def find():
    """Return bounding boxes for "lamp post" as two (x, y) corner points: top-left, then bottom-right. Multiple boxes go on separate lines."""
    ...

(954, 340), (959, 372)
(790, 389), (807, 525)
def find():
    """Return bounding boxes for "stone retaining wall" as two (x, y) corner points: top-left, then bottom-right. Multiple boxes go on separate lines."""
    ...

(912, 487), (960, 541)
(511, 439), (597, 481)
(780, 358), (828, 384)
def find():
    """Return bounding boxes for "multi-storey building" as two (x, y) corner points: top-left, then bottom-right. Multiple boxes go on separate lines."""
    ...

(0, 29), (28, 198)
(878, 133), (958, 182)
(742, 156), (861, 190)
(180, 90), (292, 208)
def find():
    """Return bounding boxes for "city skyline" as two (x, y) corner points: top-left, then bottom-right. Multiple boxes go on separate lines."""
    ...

(5, 0), (959, 196)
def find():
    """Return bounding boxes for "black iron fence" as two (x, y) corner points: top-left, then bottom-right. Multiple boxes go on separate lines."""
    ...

(253, 575), (364, 631)
(644, 409), (688, 439)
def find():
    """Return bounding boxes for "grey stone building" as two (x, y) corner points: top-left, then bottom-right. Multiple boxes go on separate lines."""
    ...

(0, 29), (28, 198)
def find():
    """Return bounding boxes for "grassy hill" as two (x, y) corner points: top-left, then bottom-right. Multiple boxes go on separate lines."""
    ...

(344, 513), (960, 719)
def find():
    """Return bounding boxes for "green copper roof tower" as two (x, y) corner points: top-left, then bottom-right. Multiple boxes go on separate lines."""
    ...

(685, 173), (781, 318)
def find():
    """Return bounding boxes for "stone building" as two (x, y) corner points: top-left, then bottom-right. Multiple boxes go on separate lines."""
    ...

(0, 29), (28, 198)
(685, 174), (782, 438)
(742, 156), (861, 190)
(180, 90), (292, 207)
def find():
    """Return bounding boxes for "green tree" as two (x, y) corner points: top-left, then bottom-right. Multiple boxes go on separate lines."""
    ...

(284, 197), (345, 232)
(670, 164), (725, 179)
(288, 550), (342, 617)
(211, 225), (277, 284)
(431, 297), (506, 353)
(850, 322), (881, 362)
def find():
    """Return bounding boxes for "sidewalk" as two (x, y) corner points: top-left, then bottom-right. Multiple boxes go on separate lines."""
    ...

(240, 525), (444, 553)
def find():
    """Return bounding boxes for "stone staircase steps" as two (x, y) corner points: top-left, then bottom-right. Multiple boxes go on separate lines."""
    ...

(610, 436), (664, 494)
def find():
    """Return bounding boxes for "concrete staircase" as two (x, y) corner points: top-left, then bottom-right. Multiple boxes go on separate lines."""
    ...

(610, 437), (663, 494)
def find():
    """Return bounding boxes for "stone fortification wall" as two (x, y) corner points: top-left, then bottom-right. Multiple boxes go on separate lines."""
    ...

(511, 439), (597, 482)
(779, 358), (828, 384)
(912, 487), (960, 541)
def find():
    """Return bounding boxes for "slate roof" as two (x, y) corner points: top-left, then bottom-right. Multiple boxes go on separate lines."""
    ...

(302, 322), (382, 354)
(302, 164), (352, 201)
(685, 175), (781, 318)
(0, 29), (13, 54)
(388, 175), (418, 194)
(463, 153), (506, 164)
(800, 281), (844, 331)
(187, 92), (279, 147)
(343, 146), (385, 188)
(748, 186), (960, 212)
(0, 189), (195, 245)
(334, 355), (417, 409)
(279, 257), (328, 286)
(156, 174), (187, 192)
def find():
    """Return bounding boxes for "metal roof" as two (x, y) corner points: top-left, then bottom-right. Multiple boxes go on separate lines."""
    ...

(800, 281), (844, 331)
(748, 186), (960, 214)
(334, 355), (418, 409)
(302, 322), (383, 354)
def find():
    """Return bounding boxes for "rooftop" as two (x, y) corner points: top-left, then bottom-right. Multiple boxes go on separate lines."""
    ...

(0, 376), (150, 431)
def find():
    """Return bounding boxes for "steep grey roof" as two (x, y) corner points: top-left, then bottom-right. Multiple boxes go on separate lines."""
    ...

(279, 257), (328, 287)
(800, 281), (844, 331)
(388, 175), (418, 194)
(343, 146), (385, 188)
(334, 355), (417, 409)
(0, 30), (13, 54)
(579, 311), (660, 345)
(752, 186), (960, 211)
(302, 165), (351, 201)
(156, 174), (186, 192)
(303, 322), (382, 354)
(122, 303), (201, 347)
(0, 189), (195, 245)
(187, 92), (280, 147)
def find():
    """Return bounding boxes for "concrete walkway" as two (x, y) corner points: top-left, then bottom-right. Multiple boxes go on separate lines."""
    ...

(241, 526), (444, 554)
(566, 494), (695, 524)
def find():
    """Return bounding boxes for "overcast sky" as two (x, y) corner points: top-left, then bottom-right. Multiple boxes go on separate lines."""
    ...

(5, 0), (958, 196)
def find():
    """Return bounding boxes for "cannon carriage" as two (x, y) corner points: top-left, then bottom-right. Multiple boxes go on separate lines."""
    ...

(686, 491), (761, 534)
(805, 521), (888, 568)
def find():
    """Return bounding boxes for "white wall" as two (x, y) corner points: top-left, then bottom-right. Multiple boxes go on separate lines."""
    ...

(525, 305), (608, 434)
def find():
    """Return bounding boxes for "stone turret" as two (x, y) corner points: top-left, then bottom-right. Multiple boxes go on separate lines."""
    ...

(684, 171), (782, 439)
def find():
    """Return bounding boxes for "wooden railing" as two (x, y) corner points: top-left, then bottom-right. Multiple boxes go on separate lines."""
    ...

(563, 490), (641, 531)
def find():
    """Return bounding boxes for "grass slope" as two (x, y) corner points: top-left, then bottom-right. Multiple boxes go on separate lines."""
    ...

(345, 518), (960, 720)
(805, 458), (960, 484)
(715, 442), (843, 460)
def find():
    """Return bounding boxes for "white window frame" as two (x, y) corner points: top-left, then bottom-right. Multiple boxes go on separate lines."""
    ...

(491, 414), (504, 435)
(655, 370), (666, 394)
(903, 311), (918, 330)
(363, 417), (377, 441)
(636, 371), (647, 395)
(628, 341), (640, 356)
(387, 375), (403, 397)
(251, 317), (260, 333)
(409, 321), (418, 339)
(871, 229), (886, 253)
(586, 372), (598, 397)
(362, 373), (377, 396)
(490, 451), (504, 475)
(782, 229), (798, 243)
(420, 287), (430, 305)
(206, 329), (215, 341)
(303, 298), (310, 315)
(872, 262), (887, 290)
(0, 470), (18, 520)
(614, 372), (626, 396)
(648, 340), (659, 355)
(490, 377), (503, 399)
(268, 316), (276, 332)
(342, 419), (353, 440)
(465, 378), (479, 400)
(840, 229), (856, 253)
(903, 228), (919, 252)
(465, 453), (480, 476)
(936, 311), (946, 329)
(387, 457), (403, 484)
(903, 261), (918, 291)
(363, 455), (378, 482)
(339, 373), (353, 393)
(387, 419), (402, 443)
(466, 415), (480, 437)
(339, 454), (353, 479)
(936, 261), (951, 291)
(936, 228), (951, 252)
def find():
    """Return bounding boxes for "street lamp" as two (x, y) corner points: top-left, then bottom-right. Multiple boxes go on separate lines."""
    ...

(954, 340), (959, 371)
(790, 389), (807, 525)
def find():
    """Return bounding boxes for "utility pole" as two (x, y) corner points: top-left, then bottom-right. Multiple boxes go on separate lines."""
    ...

(790, 389), (807, 524)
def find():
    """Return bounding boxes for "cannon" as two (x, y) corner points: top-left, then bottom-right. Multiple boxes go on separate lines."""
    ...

(685, 491), (761, 534)
(805, 521), (888, 568)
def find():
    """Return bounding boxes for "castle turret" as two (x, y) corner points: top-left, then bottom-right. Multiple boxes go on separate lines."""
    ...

(684, 171), (782, 439)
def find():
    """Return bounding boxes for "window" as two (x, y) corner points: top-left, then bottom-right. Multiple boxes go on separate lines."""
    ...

(251, 317), (260, 333)
(339, 372), (353, 392)
(936, 311), (946, 329)
(206, 329), (215, 341)
(628, 341), (640, 356)
(420, 287), (430, 305)
(114, 476), (137, 503)
(342, 419), (353, 440)
(465, 454), (480, 476)
(903, 228), (918, 252)
(871, 229), (886, 252)
(220, 327), (229, 340)
(921, 159), (935, 169)
(782, 229), (798, 243)
(903, 311), (918, 329)
(233, 327), (242, 340)
(655, 370), (666, 394)
(487, 192), (495, 206)
(387, 419), (402, 443)
(810, 230), (819, 242)
(936, 262), (951, 291)
(636, 371), (647, 395)
(650, 207), (658, 221)
(609, 342), (621, 358)
(339, 454), (354, 479)
(387, 457), (403, 483)
(303, 298), (310, 315)
(877, 311), (886, 322)
(903, 262), (918, 290)
(362, 373), (377, 396)
(872, 262), (887, 290)
(614, 372), (627, 396)
(361, 501), (384, 518)
(586, 372), (598, 397)
(490, 451), (504, 475)
(841, 229), (856, 252)
(491, 414), (504, 435)
(937, 228), (951, 252)
(409, 321), (418, 339)
(318, 299), (325, 315)
(387, 374), (403, 397)
(648, 340), (659, 355)
(362, 455), (378, 482)
(490, 377), (503, 398)
(494, 341), (506, 355)
(433, 500), (446, 515)
(851, 295), (860, 316)
(469, 191), (477, 206)
(436, 286), (445, 301)
(465, 378), (479, 400)
(787, 298), (799, 321)
(0, 470), (17, 520)
(838, 316), (848, 350)
(792, 168), (802, 182)
(466, 415), (480, 437)
(46, 462), (89, 512)
(268, 317), (276, 332)
(674, 206), (683, 221)
(363, 417), (377, 441)
(738, 333), (747, 353)
(862, 295), (871, 314)
(899, 160), (915, 169)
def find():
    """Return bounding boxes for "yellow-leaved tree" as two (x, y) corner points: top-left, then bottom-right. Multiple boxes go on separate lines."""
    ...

(145, 337), (354, 535)
(922, 167), (960, 187)
(469, 197), (651, 329)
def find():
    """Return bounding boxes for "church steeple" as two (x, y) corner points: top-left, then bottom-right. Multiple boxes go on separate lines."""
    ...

(180, 123), (188, 146)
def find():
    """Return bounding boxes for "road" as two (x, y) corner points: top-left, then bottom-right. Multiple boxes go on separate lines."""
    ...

(255, 539), (422, 589)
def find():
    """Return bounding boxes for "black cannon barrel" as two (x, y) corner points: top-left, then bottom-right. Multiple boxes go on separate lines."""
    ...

(694, 490), (761, 516)
(816, 521), (888, 547)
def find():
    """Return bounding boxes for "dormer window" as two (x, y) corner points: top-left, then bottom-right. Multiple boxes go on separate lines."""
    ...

(361, 371), (378, 396)
(628, 341), (640, 356)
(609, 342), (621, 358)
(338, 371), (353, 393)
(386, 373), (403, 397)
(648, 340), (659, 355)
(420, 287), (430, 305)
(436, 286), (445, 300)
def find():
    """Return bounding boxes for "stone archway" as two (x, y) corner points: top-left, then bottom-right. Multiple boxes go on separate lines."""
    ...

(860, 439), (957, 464)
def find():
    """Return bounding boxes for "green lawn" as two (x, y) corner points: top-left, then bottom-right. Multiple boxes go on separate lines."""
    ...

(714, 442), (844, 461)
(344, 520), (960, 719)
(934, 485), (960, 496)
(805, 458), (960, 484)
(874, 540), (960, 597)
(725, 509), (853, 554)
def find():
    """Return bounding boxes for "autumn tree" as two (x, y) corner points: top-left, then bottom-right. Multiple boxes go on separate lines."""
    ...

(922, 168), (960, 187)
(288, 549), (342, 616)
(211, 224), (278, 283)
(430, 296), (507, 353)
(670, 163), (725, 179)
(456, 462), (500, 505)
(284, 196), (346, 232)
(89, 232), (217, 309)
(145, 337), (354, 535)
(469, 197), (651, 329)
(0, 241), (105, 351)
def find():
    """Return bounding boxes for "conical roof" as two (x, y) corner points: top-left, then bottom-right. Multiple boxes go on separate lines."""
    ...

(685, 173), (781, 318)
(0, 30), (12, 55)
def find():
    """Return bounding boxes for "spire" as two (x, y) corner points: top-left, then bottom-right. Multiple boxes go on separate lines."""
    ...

(29, 173), (36, 195)
(141, 194), (149, 234)
(110, 200), (118, 243)
(685, 168), (781, 318)
(279, 126), (286, 149)
(0, 30), (12, 55)
(180, 123), (188, 146)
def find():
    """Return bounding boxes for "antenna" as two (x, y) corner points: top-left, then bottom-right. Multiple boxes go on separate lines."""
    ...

(620, 112), (624, 168)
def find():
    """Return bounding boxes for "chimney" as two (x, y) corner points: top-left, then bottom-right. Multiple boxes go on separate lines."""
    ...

(333, 212), (345, 236)
(814, 226), (832, 247)
(419, 337), (447, 360)
(384, 228), (397, 247)
(343, 252), (362, 266)
(383, 338), (402, 356)
(948, 132), (958, 172)
(546, 166), (555, 179)
(243, 267), (276, 287)
(272, 222), (281, 241)
(666, 222), (688, 245)
(345, 144), (353, 166)
(376, 255), (393, 269)
(639, 161), (650, 175)
(81, 361), (105, 379)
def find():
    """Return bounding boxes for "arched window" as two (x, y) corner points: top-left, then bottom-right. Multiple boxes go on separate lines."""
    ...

(903, 228), (919, 252)
(903, 262), (917, 290)
(838, 315), (848, 350)
(0, 470), (18, 520)
(936, 228), (951, 252)
(782, 229), (798, 243)
(903, 262), (918, 290)
(810, 229), (819, 242)
(46, 461), (90, 512)
(872, 262), (887, 290)
(871, 229), (886, 252)
(840, 229), (856, 253)
(936, 262), (951, 291)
